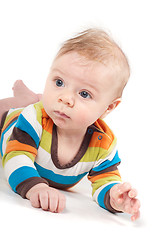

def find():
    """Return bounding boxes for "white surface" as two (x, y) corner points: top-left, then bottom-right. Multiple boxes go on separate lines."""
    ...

(0, 164), (152, 239)
(0, 0), (158, 238)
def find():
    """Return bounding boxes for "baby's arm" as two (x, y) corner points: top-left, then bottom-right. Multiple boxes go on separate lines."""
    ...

(26, 183), (66, 213)
(88, 149), (140, 221)
(1, 104), (66, 213)
(88, 150), (122, 213)
(110, 182), (140, 221)
(2, 106), (65, 212)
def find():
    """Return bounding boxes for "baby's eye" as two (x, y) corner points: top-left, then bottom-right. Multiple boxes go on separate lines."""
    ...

(79, 91), (91, 99)
(55, 79), (64, 87)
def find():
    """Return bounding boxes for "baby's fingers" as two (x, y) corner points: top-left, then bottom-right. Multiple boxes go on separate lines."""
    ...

(131, 198), (140, 214)
(49, 191), (58, 212)
(39, 191), (49, 211)
(30, 192), (41, 208)
(110, 182), (131, 201)
(118, 182), (132, 195)
(128, 188), (138, 199)
(131, 210), (140, 221)
(48, 190), (66, 213)
(56, 194), (66, 213)
(125, 197), (140, 221)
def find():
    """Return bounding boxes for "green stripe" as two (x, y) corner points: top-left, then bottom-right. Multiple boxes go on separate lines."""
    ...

(91, 175), (122, 195)
(39, 130), (52, 153)
(2, 151), (35, 167)
(34, 101), (43, 125)
(4, 109), (22, 127)
(80, 137), (117, 163)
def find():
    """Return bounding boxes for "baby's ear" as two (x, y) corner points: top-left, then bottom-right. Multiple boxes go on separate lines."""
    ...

(100, 98), (121, 119)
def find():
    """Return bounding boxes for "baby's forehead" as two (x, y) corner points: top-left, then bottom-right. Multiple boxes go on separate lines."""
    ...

(52, 51), (116, 76)
(52, 52), (113, 80)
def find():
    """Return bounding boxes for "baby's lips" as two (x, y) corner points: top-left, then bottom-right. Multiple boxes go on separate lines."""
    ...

(54, 111), (70, 119)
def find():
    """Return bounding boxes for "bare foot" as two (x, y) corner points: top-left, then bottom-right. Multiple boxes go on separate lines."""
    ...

(12, 80), (42, 103)
(37, 94), (43, 101)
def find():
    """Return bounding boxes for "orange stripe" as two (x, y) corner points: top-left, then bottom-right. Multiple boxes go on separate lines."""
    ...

(89, 132), (112, 150)
(6, 140), (37, 157)
(88, 170), (121, 183)
(89, 119), (115, 150)
(41, 108), (53, 134)
(2, 111), (22, 132)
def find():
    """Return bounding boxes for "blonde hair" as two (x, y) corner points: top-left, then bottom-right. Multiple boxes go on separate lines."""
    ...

(56, 28), (130, 97)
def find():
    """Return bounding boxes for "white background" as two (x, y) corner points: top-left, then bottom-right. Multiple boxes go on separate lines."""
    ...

(0, 0), (158, 238)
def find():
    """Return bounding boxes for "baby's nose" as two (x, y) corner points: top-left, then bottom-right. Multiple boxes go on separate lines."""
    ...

(58, 93), (74, 107)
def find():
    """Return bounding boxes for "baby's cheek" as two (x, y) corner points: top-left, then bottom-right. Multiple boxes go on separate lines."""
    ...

(75, 112), (93, 127)
(73, 103), (101, 127)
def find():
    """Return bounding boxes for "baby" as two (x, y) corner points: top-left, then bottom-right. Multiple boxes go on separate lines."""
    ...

(0, 28), (140, 221)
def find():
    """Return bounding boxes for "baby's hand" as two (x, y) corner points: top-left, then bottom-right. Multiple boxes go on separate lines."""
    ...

(110, 182), (140, 221)
(26, 183), (66, 213)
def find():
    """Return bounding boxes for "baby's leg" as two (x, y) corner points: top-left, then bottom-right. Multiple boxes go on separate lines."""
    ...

(0, 80), (42, 122)
(12, 80), (42, 100)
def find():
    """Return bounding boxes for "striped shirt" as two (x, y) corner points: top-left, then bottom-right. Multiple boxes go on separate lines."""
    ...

(0, 101), (122, 212)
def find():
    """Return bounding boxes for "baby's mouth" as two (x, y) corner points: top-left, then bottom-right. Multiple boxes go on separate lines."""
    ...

(54, 111), (70, 119)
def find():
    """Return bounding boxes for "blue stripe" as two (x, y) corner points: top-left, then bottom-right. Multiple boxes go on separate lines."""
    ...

(92, 151), (121, 172)
(15, 114), (39, 148)
(0, 120), (17, 157)
(34, 162), (87, 185)
(9, 166), (40, 192)
(97, 182), (119, 210)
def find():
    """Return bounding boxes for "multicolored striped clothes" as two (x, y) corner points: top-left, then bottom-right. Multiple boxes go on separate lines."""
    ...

(0, 101), (122, 213)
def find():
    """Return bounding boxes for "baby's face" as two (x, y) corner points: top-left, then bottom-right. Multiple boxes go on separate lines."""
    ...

(42, 52), (117, 132)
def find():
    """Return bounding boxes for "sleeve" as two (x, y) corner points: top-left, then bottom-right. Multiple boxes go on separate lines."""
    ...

(2, 105), (49, 198)
(88, 148), (122, 213)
